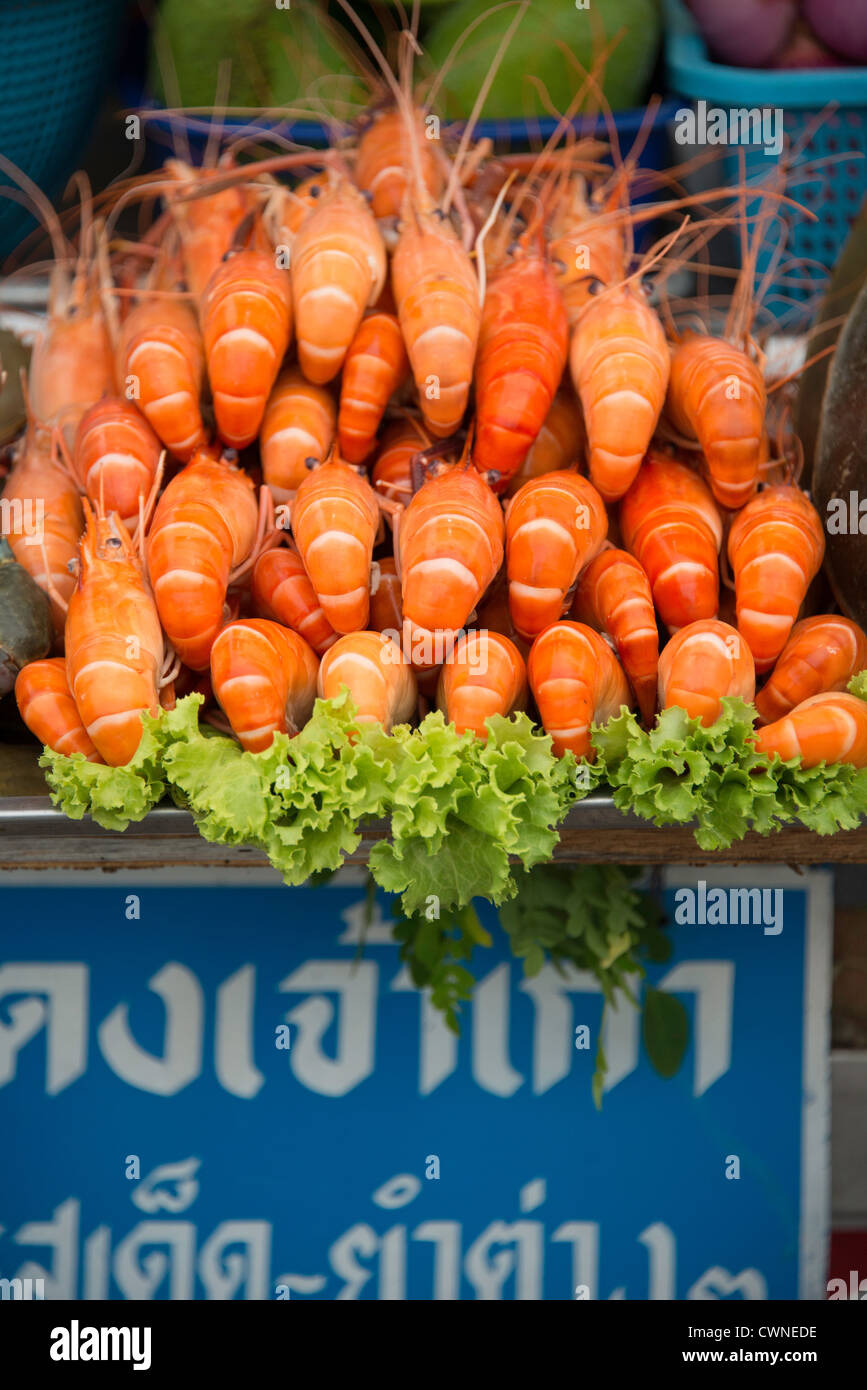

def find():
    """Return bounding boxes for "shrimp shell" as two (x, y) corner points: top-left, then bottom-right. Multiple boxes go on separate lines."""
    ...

(473, 251), (569, 487)
(146, 448), (260, 670)
(15, 656), (102, 760)
(658, 618), (755, 727)
(528, 619), (632, 758)
(572, 547), (659, 725)
(754, 692), (867, 768)
(73, 397), (162, 530)
(755, 616), (867, 725)
(318, 630), (417, 731)
(727, 484), (825, 674)
(569, 285), (670, 502)
(210, 617), (319, 752)
(117, 297), (207, 461)
(666, 334), (766, 510)
(338, 312), (409, 464)
(65, 504), (163, 766)
(291, 178), (387, 384)
(437, 629), (527, 739)
(261, 367), (336, 502)
(2, 427), (84, 632)
(399, 464), (505, 651)
(620, 452), (722, 635)
(251, 547), (338, 655)
(505, 469), (607, 640)
(201, 249), (293, 448)
(291, 461), (382, 634)
(506, 388), (585, 496)
(392, 204), (480, 438)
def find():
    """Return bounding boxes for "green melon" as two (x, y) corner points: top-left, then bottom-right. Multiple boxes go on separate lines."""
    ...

(150, 0), (364, 112)
(424, 0), (661, 121)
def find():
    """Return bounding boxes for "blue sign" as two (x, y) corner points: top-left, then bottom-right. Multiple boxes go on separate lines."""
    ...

(0, 866), (829, 1300)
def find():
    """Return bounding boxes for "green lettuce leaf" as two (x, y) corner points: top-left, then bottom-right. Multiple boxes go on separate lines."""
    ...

(593, 698), (785, 850)
(164, 691), (397, 883)
(369, 711), (579, 917)
(40, 695), (204, 831)
(848, 669), (867, 702)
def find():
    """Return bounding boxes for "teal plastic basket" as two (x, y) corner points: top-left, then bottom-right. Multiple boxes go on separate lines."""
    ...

(0, 0), (125, 262)
(664, 0), (867, 323)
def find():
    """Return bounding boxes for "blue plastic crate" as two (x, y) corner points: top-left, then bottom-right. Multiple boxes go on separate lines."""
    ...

(664, 0), (867, 320)
(0, 0), (125, 262)
(127, 92), (682, 168)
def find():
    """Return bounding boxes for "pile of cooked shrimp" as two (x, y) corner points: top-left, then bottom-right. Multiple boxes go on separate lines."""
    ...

(3, 64), (866, 784)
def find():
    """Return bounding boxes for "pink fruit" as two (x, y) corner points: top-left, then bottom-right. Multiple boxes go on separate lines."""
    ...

(687, 0), (796, 67)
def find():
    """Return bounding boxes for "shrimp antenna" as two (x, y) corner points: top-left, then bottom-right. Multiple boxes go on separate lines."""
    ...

(0, 153), (72, 267)
(203, 59), (232, 172)
(423, 1), (517, 117)
(142, 0), (193, 165)
(474, 170), (517, 305)
(444, 1), (529, 215)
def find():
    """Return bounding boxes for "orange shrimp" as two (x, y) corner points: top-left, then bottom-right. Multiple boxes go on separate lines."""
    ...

(658, 618), (755, 727)
(392, 198), (480, 438)
(163, 157), (249, 302)
(437, 630), (527, 739)
(549, 181), (628, 327)
(146, 446), (261, 670)
(0, 157), (115, 442)
(264, 173), (331, 243)
(338, 312), (409, 463)
(572, 546), (659, 725)
(369, 556), (403, 635)
(290, 460), (383, 634)
(290, 175), (387, 384)
(399, 462), (505, 658)
(15, 657), (102, 760)
(506, 388), (585, 496)
(727, 485), (825, 674)
(505, 470), (607, 640)
(261, 368), (337, 502)
(371, 420), (429, 511)
(473, 232), (569, 488)
(209, 618), (319, 752)
(754, 692), (867, 768)
(2, 423), (84, 631)
(251, 547), (338, 655)
(473, 570), (529, 657)
(30, 280), (116, 447)
(72, 397), (162, 530)
(620, 452), (722, 634)
(65, 503), (163, 765)
(355, 107), (443, 220)
(528, 620), (632, 759)
(569, 283), (670, 502)
(318, 630), (416, 730)
(756, 616), (867, 725)
(201, 236), (293, 449)
(117, 295), (207, 462)
(665, 335), (766, 510)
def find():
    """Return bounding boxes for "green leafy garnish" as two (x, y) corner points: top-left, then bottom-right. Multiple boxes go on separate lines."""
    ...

(39, 695), (204, 831)
(165, 691), (396, 883)
(370, 711), (579, 916)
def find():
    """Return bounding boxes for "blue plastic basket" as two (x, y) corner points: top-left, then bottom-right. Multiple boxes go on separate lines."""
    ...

(128, 94), (683, 167)
(0, 0), (126, 262)
(664, 0), (867, 320)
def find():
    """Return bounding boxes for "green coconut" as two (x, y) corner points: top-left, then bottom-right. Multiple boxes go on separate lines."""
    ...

(151, 0), (364, 113)
(424, 0), (661, 121)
